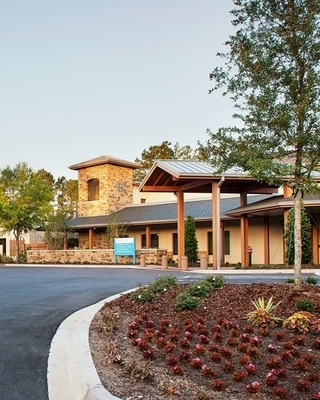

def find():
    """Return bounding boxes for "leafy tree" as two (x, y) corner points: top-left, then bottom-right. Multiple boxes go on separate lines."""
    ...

(200, 0), (320, 289)
(105, 212), (128, 249)
(284, 206), (312, 265)
(44, 177), (78, 249)
(134, 140), (202, 180)
(0, 162), (54, 258)
(185, 215), (198, 265)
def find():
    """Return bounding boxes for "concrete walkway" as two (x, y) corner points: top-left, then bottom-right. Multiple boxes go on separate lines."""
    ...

(46, 265), (320, 400)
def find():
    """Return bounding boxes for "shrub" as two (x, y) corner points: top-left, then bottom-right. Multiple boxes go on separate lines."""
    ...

(296, 298), (315, 312)
(175, 292), (201, 311)
(305, 276), (318, 285)
(130, 287), (155, 303)
(151, 275), (177, 292)
(204, 274), (225, 288)
(186, 281), (212, 298)
(246, 296), (282, 326)
(283, 311), (313, 333)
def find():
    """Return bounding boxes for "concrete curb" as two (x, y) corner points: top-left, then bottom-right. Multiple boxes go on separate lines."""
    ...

(47, 290), (135, 400)
(46, 267), (319, 400)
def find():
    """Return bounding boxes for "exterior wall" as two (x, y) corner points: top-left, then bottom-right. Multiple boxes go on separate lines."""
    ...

(269, 216), (285, 264)
(78, 164), (133, 216)
(27, 249), (167, 265)
(79, 230), (107, 249)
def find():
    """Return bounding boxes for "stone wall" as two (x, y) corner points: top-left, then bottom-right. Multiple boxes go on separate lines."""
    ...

(27, 249), (167, 265)
(78, 164), (133, 216)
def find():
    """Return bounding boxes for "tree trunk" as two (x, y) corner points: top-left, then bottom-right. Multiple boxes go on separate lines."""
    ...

(294, 189), (303, 290)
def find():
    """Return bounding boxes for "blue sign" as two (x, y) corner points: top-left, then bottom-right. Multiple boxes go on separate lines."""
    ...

(114, 237), (136, 264)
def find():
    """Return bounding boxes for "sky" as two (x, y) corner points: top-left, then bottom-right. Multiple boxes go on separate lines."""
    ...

(0, 0), (235, 180)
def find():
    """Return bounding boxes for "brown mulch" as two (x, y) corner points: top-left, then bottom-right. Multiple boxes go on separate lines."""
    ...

(89, 282), (320, 400)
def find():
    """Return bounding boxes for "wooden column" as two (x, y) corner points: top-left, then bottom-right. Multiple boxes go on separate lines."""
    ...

(88, 228), (93, 249)
(264, 217), (270, 265)
(177, 190), (185, 268)
(312, 222), (319, 265)
(146, 225), (151, 248)
(221, 220), (225, 266)
(212, 181), (219, 270)
(240, 193), (248, 267)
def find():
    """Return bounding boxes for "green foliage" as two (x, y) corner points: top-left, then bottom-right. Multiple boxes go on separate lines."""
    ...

(175, 291), (201, 311)
(186, 281), (212, 298)
(130, 275), (177, 302)
(284, 278), (294, 284)
(184, 215), (198, 265)
(105, 212), (128, 249)
(44, 177), (78, 250)
(283, 311), (313, 333)
(133, 141), (203, 181)
(246, 296), (282, 326)
(204, 274), (225, 288)
(0, 255), (13, 263)
(0, 162), (54, 258)
(305, 276), (318, 285)
(151, 275), (177, 293)
(200, 0), (320, 286)
(284, 207), (312, 265)
(130, 287), (155, 303)
(296, 299), (315, 312)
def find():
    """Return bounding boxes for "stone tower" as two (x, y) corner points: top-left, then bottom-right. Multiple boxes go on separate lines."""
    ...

(69, 155), (140, 217)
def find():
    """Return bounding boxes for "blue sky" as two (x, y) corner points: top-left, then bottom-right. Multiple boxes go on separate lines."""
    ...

(0, 0), (234, 179)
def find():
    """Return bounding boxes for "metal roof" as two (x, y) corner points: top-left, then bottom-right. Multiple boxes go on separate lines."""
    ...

(69, 155), (140, 171)
(66, 194), (275, 229)
(139, 160), (279, 195)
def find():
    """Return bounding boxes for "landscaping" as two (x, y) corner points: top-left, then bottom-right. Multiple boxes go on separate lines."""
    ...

(90, 275), (320, 400)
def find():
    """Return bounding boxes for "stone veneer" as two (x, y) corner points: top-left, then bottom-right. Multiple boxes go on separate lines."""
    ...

(78, 164), (133, 216)
(27, 249), (167, 265)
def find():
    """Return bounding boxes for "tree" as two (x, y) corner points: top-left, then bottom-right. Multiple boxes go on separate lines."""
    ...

(200, 0), (320, 289)
(44, 177), (78, 250)
(0, 162), (54, 258)
(105, 212), (128, 249)
(284, 205), (312, 265)
(134, 141), (202, 180)
(185, 215), (198, 265)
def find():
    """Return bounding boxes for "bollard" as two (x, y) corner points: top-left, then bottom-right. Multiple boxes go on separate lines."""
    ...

(200, 254), (208, 270)
(162, 255), (168, 269)
(181, 255), (188, 271)
(140, 254), (146, 267)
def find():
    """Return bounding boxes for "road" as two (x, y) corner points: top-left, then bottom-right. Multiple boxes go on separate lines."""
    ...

(0, 266), (316, 399)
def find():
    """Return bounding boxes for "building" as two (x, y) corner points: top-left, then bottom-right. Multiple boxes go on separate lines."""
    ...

(66, 155), (320, 267)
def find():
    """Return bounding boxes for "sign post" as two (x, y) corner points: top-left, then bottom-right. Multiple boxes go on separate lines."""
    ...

(114, 238), (136, 264)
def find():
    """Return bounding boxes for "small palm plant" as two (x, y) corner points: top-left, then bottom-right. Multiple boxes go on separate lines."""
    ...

(246, 296), (282, 327)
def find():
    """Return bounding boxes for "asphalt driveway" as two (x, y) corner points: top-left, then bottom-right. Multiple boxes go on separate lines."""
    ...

(0, 266), (185, 400)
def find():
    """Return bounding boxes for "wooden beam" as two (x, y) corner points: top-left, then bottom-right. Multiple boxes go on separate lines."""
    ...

(88, 228), (93, 249)
(312, 222), (319, 265)
(264, 217), (270, 265)
(212, 182), (218, 270)
(180, 180), (212, 191)
(141, 185), (180, 192)
(177, 191), (185, 268)
(146, 225), (151, 248)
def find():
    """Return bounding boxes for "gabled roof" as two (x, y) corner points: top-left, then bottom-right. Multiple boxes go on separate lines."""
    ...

(226, 194), (320, 217)
(69, 155), (140, 170)
(139, 160), (279, 194)
(66, 194), (276, 229)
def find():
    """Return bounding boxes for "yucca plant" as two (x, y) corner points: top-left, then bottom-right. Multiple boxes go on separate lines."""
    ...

(246, 296), (282, 327)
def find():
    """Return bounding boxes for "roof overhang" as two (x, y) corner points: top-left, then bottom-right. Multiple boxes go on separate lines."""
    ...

(139, 160), (280, 194)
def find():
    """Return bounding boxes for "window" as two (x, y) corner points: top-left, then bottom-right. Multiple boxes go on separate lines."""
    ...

(172, 233), (178, 255)
(207, 231), (230, 255)
(141, 233), (159, 248)
(87, 179), (99, 201)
